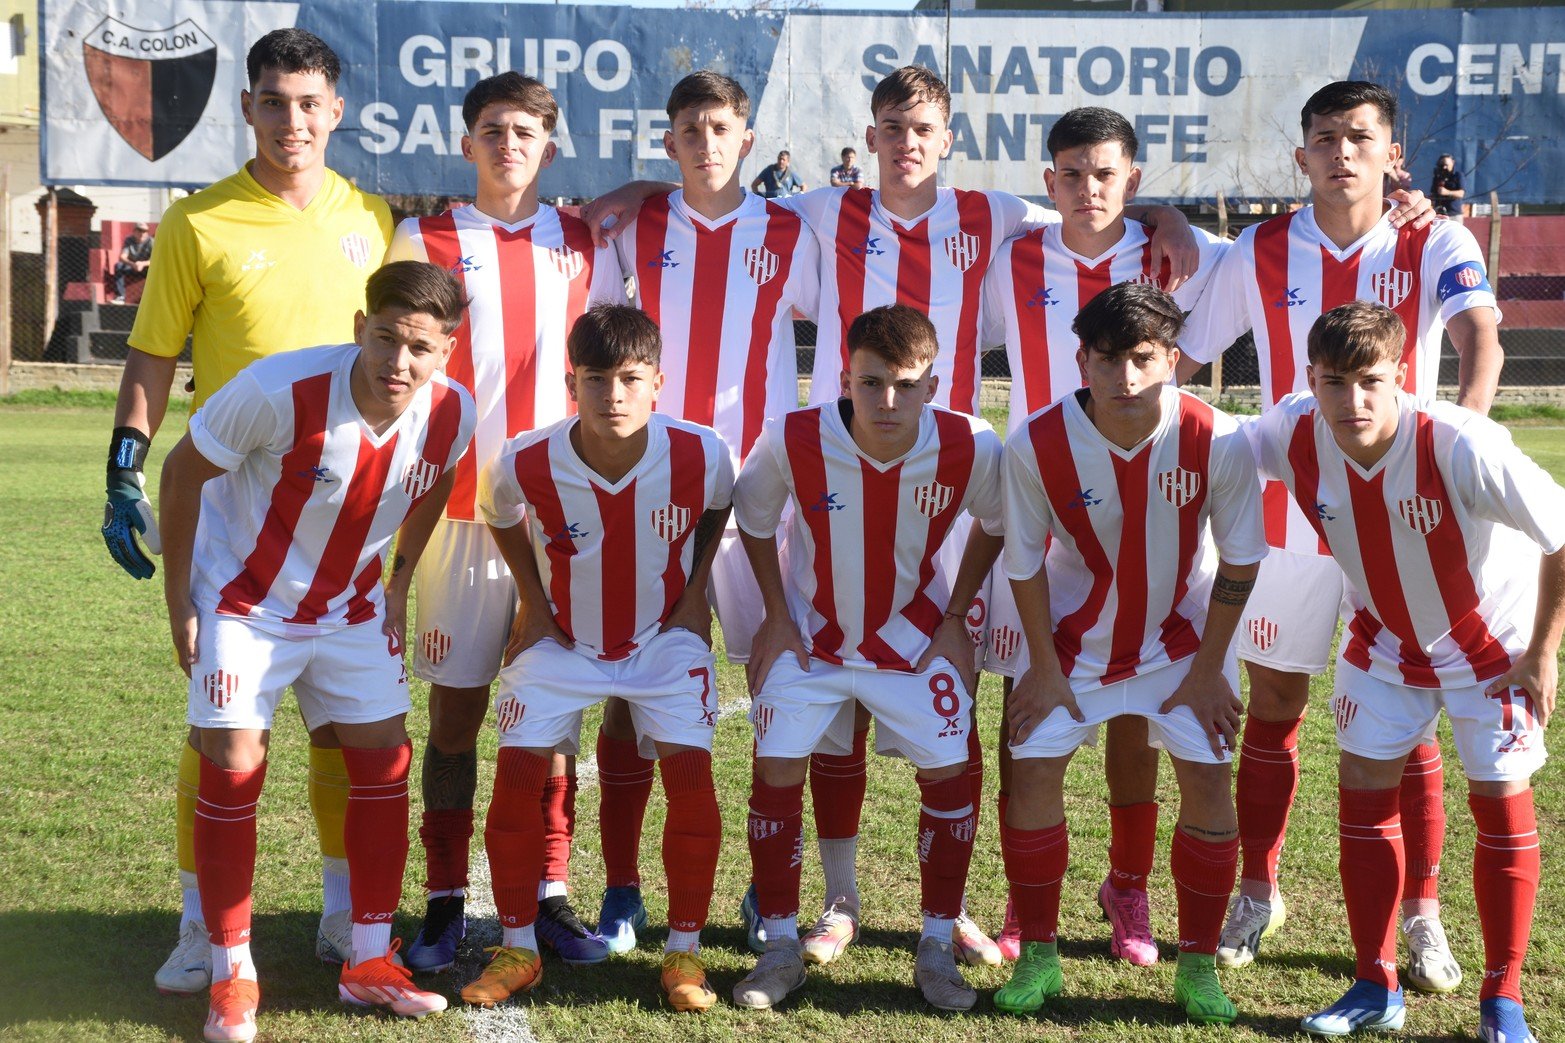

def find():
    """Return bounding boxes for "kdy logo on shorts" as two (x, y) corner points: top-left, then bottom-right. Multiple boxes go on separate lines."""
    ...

(83, 17), (217, 162)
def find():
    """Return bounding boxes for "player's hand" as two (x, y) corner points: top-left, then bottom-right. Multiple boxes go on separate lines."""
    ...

(580, 189), (641, 248)
(503, 602), (573, 666)
(1006, 665), (1081, 745)
(1485, 649), (1558, 728)
(1159, 663), (1244, 756)
(167, 597), (199, 679)
(103, 468), (161, 579)
(660, 586), (715, 647)
(1148, 206), (1199, 292)
(381, 577), (411, 652)
(915, 614), (979, 696)
(746, 613), (809, 697)
(1388, 189), (1436, 230)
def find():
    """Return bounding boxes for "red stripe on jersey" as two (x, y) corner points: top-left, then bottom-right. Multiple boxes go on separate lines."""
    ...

(1076, 255), (1114, 320)
(786, 410), (846, 661)
(635, 194), (674, 330)
(1156, 397), (1213, 662)
(831, 189), (875, 373)
(740, 205), (801, 462)
(1391, 223), (1433, 397)
(1030, 405), (1113, 676)
(1253, 214), (1297, 408)
(856, 458), (907, 668)
(410, 381), (465, 507)
(659, 427), (709, 621)
(1345, 468), (1440, 687)
(345, 557), (382, 626)
(417, 213), (480, 520)
(288, 430), (399, 625)
(1343, 609), (1384, 674)
(906, 411), (977, 637)
(560, 213), (596, 416)
(1284, 408), (1331, 547)
(1412, 413), (1510, 682)
(496, 226), (540, 443)
(1009, 233), (1054, 413)
(893, 221), (932, 317)
(514, 439), (576, 642)
(1103, 448), (1152, 684)
(217, 373), (333, 617)
(1320, 245), (1361, 312)
(683, 222), (735, 427)
(593, 478), (640, 661)
(949, 189), (993, 414)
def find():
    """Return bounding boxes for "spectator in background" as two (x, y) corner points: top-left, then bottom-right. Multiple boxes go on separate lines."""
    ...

(1384, 153), (1412, 197)
(830, 146), (863, 188)
(111, 222), (154, 302)
(751, 150), (805, 197)
(1431, 154), (1465, 219)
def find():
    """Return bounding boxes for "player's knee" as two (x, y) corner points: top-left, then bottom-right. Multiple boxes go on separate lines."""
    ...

(1243, 663), (1312, 719)
(1172, 759), (1235, 832)
(1338, 750), (1405, 791)
(197, 727), (269, 772)
(428, 684), (492, 750)
(1468, 776), (1531, 799)
(755, 756), (808, 789)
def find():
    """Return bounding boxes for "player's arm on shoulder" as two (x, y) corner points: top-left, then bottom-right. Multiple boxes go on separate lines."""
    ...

(1124, 203), (1198, 291)
(1175, 237), (1252, 384)
(1387, 187), (1436, 230)
(580, 181), (679, 248)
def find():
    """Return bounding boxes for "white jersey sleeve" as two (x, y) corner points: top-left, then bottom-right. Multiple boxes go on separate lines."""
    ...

(1424, 221), (1501, 325)
(587, 238), (629, 307)
(1001, 427), (1054, 581)
(770, 186), (833, 234)
(477, 434), (532, 530)
(969, 425), (1006, 535)
(1170, 228), (1233, 311)
(711, 435), (738, 512)
(1208, 422), (1268, 566)
(1178, 228), (1255, 365)
(1446, 410), (1565, 554)
(733, 419), (792, 538)
(386, 217), (428, 264)
(187, 368), (284, 471)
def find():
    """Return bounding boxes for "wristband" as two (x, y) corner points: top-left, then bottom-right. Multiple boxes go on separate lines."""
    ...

(108, 427), (150, 474)
(944, 609), (967, 621)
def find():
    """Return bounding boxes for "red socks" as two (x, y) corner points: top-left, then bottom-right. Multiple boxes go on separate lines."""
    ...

(541, 774), (576, 883)
(485, 749), (550, 928)
(1108, 802), (1159, 891)
(1470, 791), (1540, 1003)
(748, 779), (805, 919)
(1339, 786), (1403, 989)
(661, 750), (721, 933)
(810, 728), (868, 840)
(419, 808), (473, 893)
(598, 733), (654, 889)
(1236, 714), (1303, 888)
(1171, 829), (1239, 956)
(1400, 742), (1445, 904)
(1001, 820), (1068, 942)
(195, 757), (268, 946)
(916, 774), (977, 920)
(341, 744), (412, 927)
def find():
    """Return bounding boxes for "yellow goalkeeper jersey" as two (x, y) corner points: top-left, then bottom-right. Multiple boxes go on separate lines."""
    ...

(128, 163), (394, 408)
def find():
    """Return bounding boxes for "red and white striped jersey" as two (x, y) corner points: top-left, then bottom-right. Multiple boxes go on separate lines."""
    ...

(614, 190), (819, 468)
(783, 186), (1058, 416)
(387, 204), (626, 522)
(479, 413), (734, 662)
(1003, 385), (1266, 687)
(1180, 207), (1499, 555)
(187, 343), (476, 631)
(734, 402), (1005, 671)
(1248, 393), (1565, 689)
(982, 222), (1228, 435)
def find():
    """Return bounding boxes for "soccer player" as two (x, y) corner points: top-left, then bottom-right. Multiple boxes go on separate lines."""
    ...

(385, 71), (626, 972)
(99, 28), (395, 993)
(995, 283), (1264, 1024)
(1179, 81), (1503, 985)
(157, 261), (476, 1042)
(1246, 301), (1562, 1042)
(731, 304), (1005, 1012)
(587, 69), (819, 955)
(459, 305), (732, 1012)
(978, 106), (1229, 965)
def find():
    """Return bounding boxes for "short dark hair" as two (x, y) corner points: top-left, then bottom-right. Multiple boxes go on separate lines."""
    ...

(366, 261), (467, 334)
(846, 304), (939, 369)
(246, 29), (340, 90)
(778, 150), (790, 159)
(665, 71), (751, 123)
(871, 65), (950, 124)
(568, 305), (662, 370)
(1072, 282), (1184, 357)
(463, 72), (558, 133)
(841, 147), (856, 159)
(1300, 80), (1396, 137)
(1307, 300), (1405, 372)
(1047, 107), (1138, 162)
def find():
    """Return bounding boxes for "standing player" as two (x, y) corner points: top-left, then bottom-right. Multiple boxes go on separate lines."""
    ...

(731, 304), (1005, 1012)
(99, 29), (395, 993)
(1246, 301), (1561, 1043)
(1179, 81), (1503, 986)
(157, 262), (476, 1042)
(996, 283), (1265, 1024)
(461, 306), (732, 1012)
(386, 71), (626, 972)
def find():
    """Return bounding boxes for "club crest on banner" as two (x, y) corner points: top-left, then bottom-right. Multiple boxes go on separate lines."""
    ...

(402, 458), (441, 500)
(1157, 467), (1201, 508)
(944, 231), (981, 272)
(83, 17), (217, 161)
(913, 480), (954, 519)
(650, 503), (691, 542)
(1371, 267), (1413, 309)
(1247, 617), (1279, 652)
(744, 245), (780, 286)
(1397, 495), (1443, 535)
(550, 245), (584, 280)
(340, 233), (372, 269)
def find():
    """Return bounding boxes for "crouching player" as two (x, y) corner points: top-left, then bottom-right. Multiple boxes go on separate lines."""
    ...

(1246, 301), (1565, 1042)
(997, 284), (1266, 1024)
(462, 305), (732, 1012)
(158, 261), (476, 1041)
(732, 304), (1005, 1012)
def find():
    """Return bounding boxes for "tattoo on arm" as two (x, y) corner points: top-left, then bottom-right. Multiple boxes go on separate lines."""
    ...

(688, 509), (725, 582)
(421, 744), (479, 811)
(1212, 573), (1255, 606)
(1182, 824), (1237, 839)
(391, 554), (408, 578)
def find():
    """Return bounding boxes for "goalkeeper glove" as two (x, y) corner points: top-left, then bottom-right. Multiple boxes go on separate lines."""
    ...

(102, 427), (161, 579)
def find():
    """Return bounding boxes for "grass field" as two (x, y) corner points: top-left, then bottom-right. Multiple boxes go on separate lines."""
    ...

(1, 397), (1562, 1043)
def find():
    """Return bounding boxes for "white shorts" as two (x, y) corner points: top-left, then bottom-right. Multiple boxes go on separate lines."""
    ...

(981, 561), (1027, 677)
(708, 529), (764, 664)
(1236, 548), (1344, 673)
(494, 628), (718, 759)
(412, 518), (515, 688)
(752, 656), (972, 771)
(1331, 659), (1547, 782)
(187, 611), (411, 732)
(1008, 657), (1240, 766)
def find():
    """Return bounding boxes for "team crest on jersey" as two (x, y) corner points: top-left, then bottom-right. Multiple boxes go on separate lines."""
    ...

(497, 697), (525, 734)
(203, 671), (239, 709)
(650, 503), (692, 542)
(1397, 495), (1444, 535)
(943, 231), (982, 272)
(340, 233), (372, 269)
(420, 629), (452, 666)
(1247, 617), (1279, 652)
(912, 480), (954, 519)
(1370, 267), (1413, 309)
(990, 625), (1022, 662)
(402, 458), (441, 500)
(743, 245), (780, 286)
(83, 17), (217, 162)
(549, 245), (584, 280)
(1157, 467), (1202, 508)
(1333, 695), (1359, 732)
